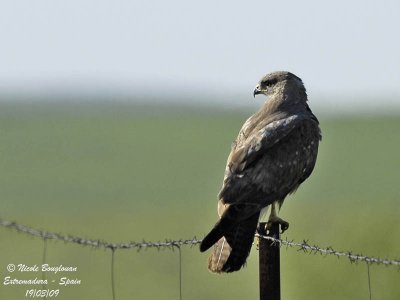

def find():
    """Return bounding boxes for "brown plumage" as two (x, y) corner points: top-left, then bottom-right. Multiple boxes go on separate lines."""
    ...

(200, 71), (321, 273)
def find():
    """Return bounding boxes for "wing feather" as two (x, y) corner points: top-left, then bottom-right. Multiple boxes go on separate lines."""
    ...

(227, 113), (314, 176)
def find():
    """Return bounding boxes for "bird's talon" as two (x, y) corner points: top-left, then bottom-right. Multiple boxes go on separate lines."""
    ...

(280, 221), (289, 233)
(267, 216), (289, 234)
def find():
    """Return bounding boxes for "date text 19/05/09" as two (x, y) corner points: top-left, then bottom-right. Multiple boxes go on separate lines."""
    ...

(26, 289), (60, 298)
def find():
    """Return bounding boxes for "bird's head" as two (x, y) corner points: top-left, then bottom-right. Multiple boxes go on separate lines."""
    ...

(253, 71), (304, 98)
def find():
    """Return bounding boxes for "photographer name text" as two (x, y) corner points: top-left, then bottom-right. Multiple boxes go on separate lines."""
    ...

(13, 264), (77, 274)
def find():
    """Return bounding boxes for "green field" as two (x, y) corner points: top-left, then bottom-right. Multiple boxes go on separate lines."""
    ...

(0, 103), (399, 300)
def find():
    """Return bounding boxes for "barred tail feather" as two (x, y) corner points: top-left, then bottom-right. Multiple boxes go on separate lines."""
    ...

(207, 237), (232, 273)
(205, 212), (260, 273)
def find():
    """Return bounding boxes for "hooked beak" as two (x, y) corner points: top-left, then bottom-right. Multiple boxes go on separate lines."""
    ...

(253, 84), (261, 98)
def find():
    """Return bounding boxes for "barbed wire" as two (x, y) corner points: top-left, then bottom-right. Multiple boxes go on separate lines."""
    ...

(0, 218), (202, 250)
(256, 234), (400, 267)
(1, 217), (400, 267)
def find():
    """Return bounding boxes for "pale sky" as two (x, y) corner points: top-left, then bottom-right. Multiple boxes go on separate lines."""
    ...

(0, 0), (399, 111)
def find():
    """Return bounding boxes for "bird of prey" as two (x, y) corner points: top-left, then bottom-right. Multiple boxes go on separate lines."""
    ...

(200, 71), (321, 273)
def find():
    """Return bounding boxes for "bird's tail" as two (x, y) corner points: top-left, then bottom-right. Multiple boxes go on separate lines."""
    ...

(200, 210), (260, 273)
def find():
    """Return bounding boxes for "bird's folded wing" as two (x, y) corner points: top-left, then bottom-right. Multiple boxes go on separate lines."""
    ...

(229, 114), (313, 173)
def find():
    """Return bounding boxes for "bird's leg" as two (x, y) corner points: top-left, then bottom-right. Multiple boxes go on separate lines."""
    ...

(266, 202), (289, 233)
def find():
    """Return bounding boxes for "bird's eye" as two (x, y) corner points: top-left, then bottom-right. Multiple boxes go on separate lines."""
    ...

(262, 78), (277, 87)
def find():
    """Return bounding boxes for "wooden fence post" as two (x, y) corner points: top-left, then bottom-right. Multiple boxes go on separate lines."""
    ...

(258, 222), (281, 300)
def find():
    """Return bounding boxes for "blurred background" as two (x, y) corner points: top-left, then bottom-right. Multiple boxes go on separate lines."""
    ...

(0, 0), (399, 299)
